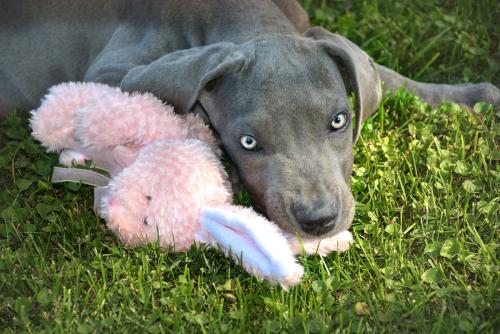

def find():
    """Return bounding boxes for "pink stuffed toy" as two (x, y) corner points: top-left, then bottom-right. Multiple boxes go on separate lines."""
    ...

(30, 82), (352, 288)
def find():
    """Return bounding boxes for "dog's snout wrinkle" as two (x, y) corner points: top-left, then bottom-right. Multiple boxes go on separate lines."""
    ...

(263, 187), (295, 231)
(248, 137), (353, 237)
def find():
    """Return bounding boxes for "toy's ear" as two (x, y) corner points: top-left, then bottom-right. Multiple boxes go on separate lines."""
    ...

(120, 43), (247, 114)
(305, 27), (382, 143)
(199, 206), (304, 289)
(113, 145), (140, 168)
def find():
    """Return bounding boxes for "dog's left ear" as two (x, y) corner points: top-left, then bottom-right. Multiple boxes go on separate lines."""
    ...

(305, 27), (382, 143)
(120, 42), (246, 115)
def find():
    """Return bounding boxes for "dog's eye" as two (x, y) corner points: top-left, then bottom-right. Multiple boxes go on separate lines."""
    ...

(205, 78), (219, 92)
(331, 112), (348, 131)
(240, 135), (257, 150)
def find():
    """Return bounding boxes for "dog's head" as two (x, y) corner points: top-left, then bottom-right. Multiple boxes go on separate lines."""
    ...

(121, 27), (381, 238)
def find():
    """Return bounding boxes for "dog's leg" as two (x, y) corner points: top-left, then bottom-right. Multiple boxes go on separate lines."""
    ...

(375, 64), (500, 114)
(83, 24), (166, 85)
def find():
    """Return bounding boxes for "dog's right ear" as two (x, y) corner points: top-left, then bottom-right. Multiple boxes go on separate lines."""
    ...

(305, 27), (382, 143)
(120, 43), (247, 114)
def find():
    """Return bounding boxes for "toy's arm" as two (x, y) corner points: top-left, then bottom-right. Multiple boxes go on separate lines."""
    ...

(198, 206), (304, 289)
(286, 230), (353, 256)
(75, 92), (188, 149)
(184, 114), (222, 157)
(30, 82), (120, 152)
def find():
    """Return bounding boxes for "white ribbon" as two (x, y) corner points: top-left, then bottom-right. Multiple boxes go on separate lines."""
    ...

(51, 166), (111, 187)
(51, 166), (112, 216)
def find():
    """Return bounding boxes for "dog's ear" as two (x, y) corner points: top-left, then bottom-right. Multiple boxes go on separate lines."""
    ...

(305, 27), (382, 143)
(120, 42), (246, 114)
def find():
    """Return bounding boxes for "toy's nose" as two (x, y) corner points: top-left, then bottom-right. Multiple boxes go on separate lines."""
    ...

(108, 196), (119, 207)
(293, 201), (338, 236)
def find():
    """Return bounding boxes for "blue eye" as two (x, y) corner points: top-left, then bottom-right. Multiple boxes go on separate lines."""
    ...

(240, 135), (257, 150)
(331, 112), (348, 130)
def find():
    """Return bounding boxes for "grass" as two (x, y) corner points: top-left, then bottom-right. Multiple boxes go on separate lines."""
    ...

(1, 0), (499, 332)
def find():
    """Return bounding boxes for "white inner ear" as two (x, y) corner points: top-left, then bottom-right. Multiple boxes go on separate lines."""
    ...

(199, 207), (301, 277)
(113, 145), (140, 167)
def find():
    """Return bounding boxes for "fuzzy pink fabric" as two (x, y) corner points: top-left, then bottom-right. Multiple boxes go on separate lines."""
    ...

(100, 140), (304, 287)
(199, 206), (305, 287)
(30, 82), (121, 151)
(30, 81), (353, 288)
(184, 114), (221, 156)
(75, 92), (187, 148)
(100, 139), (232, 250)
(31, 82), (219, 169)
(286, 230), (353, 256)
(30, 82), (253, 253)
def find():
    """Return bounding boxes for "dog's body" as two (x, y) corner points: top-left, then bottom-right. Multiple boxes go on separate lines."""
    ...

(1, 0), (499, 238)
(0, 0), (308, 111)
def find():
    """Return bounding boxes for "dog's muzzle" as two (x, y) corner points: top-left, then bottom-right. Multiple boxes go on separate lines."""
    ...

(292, 201), (338, 236)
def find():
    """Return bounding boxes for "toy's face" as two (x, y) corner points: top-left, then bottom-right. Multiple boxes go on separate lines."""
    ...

(101, 174), (162, 246)
(100, 140), (233, 250)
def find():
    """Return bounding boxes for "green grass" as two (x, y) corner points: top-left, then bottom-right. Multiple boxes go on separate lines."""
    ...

(1, 1), (499, 332)
(302, 0), (500, 85)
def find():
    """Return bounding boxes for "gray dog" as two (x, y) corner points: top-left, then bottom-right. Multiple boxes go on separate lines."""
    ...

(1, 0), (499, 238)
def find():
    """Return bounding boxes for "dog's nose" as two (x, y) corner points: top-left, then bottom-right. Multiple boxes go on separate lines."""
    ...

(293, 202), (338, 236)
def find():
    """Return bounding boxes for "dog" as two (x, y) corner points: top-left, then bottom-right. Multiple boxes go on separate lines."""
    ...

(1, 0), (499, 239)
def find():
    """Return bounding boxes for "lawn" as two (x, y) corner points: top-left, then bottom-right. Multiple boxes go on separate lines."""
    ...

(1, 0), (499, 332)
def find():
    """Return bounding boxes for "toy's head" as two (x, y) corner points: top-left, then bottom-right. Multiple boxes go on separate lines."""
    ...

(99, 139), (232, 251)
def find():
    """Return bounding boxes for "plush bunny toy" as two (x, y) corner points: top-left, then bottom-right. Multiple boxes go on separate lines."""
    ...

(30, 82), (353, 289)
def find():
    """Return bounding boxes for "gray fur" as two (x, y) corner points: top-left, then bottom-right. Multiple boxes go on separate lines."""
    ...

(1, 0), (499, 238)
(376, 65), (500, 109)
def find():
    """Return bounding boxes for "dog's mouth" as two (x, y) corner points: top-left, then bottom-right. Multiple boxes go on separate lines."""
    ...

(298, 219), (336, 236)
